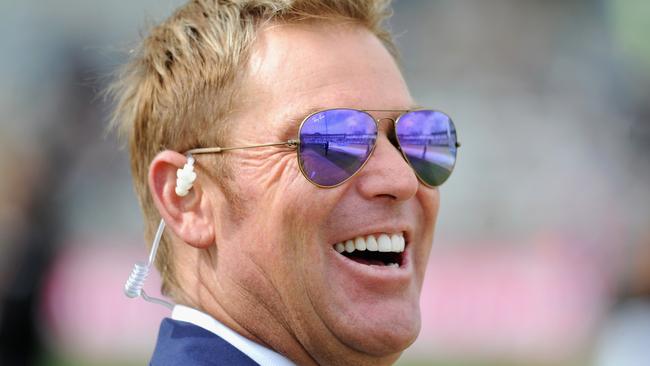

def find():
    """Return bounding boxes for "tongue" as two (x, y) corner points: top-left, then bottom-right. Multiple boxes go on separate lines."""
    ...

(349, 257), (386, 266)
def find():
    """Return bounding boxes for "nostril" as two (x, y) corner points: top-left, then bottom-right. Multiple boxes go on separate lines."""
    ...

(376, 193), (398, 201)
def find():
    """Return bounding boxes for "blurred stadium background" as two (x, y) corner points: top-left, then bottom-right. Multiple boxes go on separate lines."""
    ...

(1, 0), (649, 365)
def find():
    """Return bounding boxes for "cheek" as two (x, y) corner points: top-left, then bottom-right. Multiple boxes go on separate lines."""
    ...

(234, 187), (336, 309)
(413, 187), (439, 278)
(238, 168), (332, 260)
(276, 189), (330, 246)
(227, 150), (346, 285)
(273, 188), (345, 277)
(420, 187), (440, 227)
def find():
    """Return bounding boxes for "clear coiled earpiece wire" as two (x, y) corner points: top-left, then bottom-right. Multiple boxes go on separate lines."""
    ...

(123, 219), (174, 309)
(123, 154), (200, 309)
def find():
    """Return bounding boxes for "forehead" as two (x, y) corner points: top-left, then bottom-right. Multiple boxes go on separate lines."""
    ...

(237, 21), (413, 138)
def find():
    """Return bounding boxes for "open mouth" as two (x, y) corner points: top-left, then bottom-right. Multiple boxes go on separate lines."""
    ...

(333, 233), (406, 268)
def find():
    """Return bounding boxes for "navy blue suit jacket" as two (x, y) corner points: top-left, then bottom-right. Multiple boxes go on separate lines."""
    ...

(150, 318), (259, 365)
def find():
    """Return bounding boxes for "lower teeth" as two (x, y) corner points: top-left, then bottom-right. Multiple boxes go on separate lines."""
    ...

(387, 263), (399, 268)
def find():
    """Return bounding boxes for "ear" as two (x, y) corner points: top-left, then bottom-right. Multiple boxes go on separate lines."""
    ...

(148, 150), (215, 249)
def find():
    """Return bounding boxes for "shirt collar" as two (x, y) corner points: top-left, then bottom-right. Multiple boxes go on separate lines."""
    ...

(171, 305), (296, 366)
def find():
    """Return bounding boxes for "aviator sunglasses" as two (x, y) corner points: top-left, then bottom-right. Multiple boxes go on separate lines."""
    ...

(187, 108), (459, 188)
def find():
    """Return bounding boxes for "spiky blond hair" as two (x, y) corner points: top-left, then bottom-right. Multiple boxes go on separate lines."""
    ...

(109, 0), (396, 297)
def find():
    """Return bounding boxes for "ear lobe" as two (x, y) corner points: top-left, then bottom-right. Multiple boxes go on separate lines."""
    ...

(149, 150), (215, 249)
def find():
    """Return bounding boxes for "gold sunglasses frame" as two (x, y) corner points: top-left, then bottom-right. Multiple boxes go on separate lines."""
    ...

(186, 108), (460, 189)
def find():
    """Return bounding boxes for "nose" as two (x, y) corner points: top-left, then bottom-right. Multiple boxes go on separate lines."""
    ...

(354, 133), (419, 201)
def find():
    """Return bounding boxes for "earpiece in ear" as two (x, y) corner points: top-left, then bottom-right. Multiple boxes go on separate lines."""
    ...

(175, 155), (197, 197)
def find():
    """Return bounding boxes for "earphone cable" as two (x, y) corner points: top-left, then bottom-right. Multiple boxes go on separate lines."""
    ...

(124, 219), (174, 309)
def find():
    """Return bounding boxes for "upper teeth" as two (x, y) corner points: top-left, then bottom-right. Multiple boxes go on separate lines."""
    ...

(334, 233), (405, 254)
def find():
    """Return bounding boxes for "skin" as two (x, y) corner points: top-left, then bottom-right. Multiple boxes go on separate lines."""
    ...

(150, 21), (439, 365)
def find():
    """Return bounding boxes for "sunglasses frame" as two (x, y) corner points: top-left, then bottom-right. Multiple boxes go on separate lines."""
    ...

(186, 108), (460, 189)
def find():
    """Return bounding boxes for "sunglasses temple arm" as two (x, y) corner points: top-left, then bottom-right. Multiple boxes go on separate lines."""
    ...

(186, 139), (299, 155)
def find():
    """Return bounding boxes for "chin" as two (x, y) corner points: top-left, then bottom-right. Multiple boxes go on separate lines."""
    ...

(330, 296), (422, 357)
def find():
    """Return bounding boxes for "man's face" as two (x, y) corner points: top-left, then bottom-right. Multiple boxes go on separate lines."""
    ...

(209, 21), (439, 363)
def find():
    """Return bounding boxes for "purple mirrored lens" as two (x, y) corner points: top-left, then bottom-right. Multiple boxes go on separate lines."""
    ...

(299, 109), (377, 186)
(396, 110), (457, 186)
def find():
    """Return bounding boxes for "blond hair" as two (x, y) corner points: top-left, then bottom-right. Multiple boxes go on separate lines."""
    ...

(109, 0), (396, 297)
